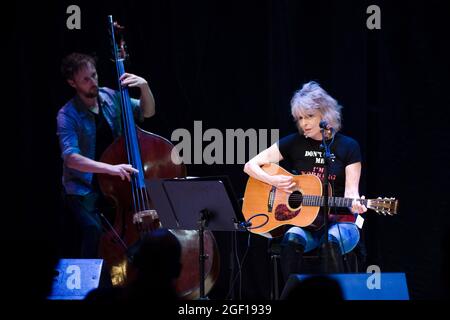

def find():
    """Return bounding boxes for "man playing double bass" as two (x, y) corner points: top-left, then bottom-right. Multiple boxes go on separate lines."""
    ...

(57, 52), (155, 259)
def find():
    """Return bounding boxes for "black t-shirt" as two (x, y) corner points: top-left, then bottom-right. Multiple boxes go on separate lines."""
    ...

(90, 101), (114, 191)
(92, 103), (114, 161)
(277, 132), (361, 218)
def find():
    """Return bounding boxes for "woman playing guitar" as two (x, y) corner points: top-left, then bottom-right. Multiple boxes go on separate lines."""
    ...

(244, 81), (367, 282)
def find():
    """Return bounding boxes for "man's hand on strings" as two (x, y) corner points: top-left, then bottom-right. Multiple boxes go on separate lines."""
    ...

(107, 164), (139, 181)
(120, 73), (148, 89)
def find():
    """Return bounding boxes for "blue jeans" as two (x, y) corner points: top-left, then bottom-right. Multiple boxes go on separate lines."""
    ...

(282, 223), (360, 255)
(64, 191), (103, 258)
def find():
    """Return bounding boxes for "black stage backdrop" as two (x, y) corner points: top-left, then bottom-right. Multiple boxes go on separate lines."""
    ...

(14, 0), (450, 300)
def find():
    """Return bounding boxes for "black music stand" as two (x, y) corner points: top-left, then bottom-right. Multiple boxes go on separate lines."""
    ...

(145, 176), (247, 300)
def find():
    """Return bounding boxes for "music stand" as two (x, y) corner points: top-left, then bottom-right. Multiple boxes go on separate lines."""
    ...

(146, 176), (247, 300)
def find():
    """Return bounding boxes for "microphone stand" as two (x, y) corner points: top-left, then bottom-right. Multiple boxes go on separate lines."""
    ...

(319, 126), (335, 274)
(199, 209), (211, 300)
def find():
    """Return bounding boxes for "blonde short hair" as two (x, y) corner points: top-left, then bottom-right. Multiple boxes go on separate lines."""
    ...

(290, 81), (342, 134)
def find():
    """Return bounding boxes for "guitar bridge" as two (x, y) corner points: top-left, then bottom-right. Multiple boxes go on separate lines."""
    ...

(267, 186), (276, 212)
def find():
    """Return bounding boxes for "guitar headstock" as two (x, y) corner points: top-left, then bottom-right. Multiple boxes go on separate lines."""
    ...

(367, 197), (398, 215)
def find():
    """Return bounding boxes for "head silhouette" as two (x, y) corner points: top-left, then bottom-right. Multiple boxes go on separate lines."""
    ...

(85, 228), (182, 302)
(282, 275), (344, 301)
(131, 228), (182, 283)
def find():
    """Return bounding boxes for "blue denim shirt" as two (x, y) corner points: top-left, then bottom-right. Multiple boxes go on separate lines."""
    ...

(57, 87), (142, 195)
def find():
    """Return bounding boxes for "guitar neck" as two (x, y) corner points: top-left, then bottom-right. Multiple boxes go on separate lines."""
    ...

(302, 195), (367, 208)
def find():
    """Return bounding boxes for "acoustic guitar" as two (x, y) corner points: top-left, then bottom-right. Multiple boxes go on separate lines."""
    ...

(242, 163), (398, 235)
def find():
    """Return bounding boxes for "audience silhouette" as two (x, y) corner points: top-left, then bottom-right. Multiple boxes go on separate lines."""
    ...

(281, 274), (344, 301)
(85, 228), (182, 302)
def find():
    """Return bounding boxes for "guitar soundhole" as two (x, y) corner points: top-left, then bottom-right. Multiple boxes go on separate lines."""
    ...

(288, 191), (303, 210)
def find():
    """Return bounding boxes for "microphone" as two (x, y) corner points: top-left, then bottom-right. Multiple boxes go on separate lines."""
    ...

(319, 120), (336, 160)
(319, 120), (332, 130)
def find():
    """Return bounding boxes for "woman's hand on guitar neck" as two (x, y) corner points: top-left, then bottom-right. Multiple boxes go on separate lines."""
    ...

(270, 175), (296, 193)
(351, 195), (368, 214)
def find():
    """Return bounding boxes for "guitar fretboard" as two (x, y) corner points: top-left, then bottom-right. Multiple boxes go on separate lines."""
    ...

(302, 195), (368, 207)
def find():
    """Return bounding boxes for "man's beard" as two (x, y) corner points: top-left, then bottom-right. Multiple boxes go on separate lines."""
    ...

(83, 86), (99, 99)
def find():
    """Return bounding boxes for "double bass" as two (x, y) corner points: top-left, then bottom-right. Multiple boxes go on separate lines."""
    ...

(97, 16), (219, 299)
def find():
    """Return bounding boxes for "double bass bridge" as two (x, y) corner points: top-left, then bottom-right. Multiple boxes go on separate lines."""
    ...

(133, 209), (159, 224)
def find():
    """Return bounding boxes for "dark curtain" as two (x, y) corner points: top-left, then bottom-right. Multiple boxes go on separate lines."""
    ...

(14, 0), (450, 300)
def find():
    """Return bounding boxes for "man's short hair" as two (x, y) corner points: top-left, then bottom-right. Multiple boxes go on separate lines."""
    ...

(61, 52), (97, 80)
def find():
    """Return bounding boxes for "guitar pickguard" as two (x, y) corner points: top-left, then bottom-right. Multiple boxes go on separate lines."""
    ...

(274, 204), (301, 221)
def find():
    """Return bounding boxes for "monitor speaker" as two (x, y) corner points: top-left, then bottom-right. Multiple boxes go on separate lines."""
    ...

(280, 272), (409, 300)
(48, 259), (103, 300)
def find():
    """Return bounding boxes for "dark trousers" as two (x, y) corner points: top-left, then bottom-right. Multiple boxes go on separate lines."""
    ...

(63, 192), (103, 259)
